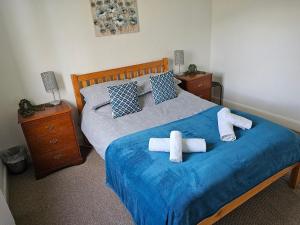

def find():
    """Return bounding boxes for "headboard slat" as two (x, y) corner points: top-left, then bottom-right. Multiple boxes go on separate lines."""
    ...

(157, 66), (162, 73)
(71, 58), (169, 113)
(119, 73), (125, 80)
(134, 71), (138, 78)
(82, 80), (88, 88)
(126, 71), (133, 79)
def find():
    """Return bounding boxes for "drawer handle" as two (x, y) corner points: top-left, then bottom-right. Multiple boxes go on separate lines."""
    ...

(53, 153), (63, 160)
(49, 138), (58, 144)
(46, 125), (55, 131)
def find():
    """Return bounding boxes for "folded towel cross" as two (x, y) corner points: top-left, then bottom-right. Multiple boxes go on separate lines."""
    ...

(218, 107), (252, 142)
(149, 138), (206, 153)
(148, 131), (207, 163)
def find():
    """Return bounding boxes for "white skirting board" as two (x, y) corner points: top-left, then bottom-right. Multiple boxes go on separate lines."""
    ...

(224, 99), (300, 132)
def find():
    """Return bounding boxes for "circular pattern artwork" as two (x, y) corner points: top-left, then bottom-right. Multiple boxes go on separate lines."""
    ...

(90, 0), (139, 37)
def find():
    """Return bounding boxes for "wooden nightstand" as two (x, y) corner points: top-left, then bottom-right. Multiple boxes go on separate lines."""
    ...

(176, 72), (212, 101)
(18, 101), (83, 179)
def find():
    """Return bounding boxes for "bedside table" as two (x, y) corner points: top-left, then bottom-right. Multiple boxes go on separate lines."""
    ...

(176, 72), (212, 101)
(18, 101), (83, 179)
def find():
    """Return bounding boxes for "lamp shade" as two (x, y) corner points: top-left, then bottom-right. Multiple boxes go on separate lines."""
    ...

(174, 50), (184, 65)
(41, 71), (59, 92)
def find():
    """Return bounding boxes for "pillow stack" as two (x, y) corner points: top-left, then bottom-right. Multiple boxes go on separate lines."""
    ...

(80, 71), (179, 118)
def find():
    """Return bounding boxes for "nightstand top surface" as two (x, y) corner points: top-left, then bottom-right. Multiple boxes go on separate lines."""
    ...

(18, 101), (71, 124)
(176, 72), (212, 82)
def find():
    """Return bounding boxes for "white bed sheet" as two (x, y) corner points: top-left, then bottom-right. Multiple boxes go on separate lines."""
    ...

(81, 88), (215, 159)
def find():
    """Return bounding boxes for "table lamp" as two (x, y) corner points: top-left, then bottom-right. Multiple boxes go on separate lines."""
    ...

(41, 71), (61, 105)
(174, 50), (184, 75)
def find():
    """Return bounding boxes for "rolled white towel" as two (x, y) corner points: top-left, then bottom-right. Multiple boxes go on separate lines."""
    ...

(149, 138), (206, 152)
(223, 110), (252, 130)
(149, 138), (169, 152)
(169, 131), (183, 163)
(218, 108), (236, 142)
(183, 139), (206, 152)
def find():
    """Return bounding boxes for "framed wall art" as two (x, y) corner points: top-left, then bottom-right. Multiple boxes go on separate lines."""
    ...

(90, 0), (139, 37)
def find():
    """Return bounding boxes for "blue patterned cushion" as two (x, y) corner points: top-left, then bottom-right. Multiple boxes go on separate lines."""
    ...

(150, 71), (177, 104)
(107, 82), (142, 118)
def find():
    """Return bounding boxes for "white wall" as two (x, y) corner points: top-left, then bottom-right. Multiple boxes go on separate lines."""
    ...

(0, 0), (212, 106)
(0, 15), (18, 225)
(210, 0), (300, 131)
(0, 13), (25, 151)
(0, 189), (15, 225)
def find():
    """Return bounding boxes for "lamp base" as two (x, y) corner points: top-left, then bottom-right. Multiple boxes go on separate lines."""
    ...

(49, 100), (61, 106)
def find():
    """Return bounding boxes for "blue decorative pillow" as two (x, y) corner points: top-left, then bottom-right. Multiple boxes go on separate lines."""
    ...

(150, 71), (177, 104)
(107, 82), (142, 118)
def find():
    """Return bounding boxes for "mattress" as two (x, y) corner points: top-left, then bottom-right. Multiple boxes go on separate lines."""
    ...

(81, 88), (215, 158)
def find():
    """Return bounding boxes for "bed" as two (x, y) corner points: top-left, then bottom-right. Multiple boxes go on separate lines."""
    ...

(71, 58), (300, 225)
(81, 87), (215, 158)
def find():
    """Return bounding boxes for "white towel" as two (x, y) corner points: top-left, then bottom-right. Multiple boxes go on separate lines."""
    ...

(169, 131), (183, 163)
(223, 110), (252, 130)
(217, 108), (236, 142)
(149, 138), (206, 152)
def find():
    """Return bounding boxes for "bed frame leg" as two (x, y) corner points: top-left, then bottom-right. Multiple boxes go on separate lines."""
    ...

(289, 165), (300, 189)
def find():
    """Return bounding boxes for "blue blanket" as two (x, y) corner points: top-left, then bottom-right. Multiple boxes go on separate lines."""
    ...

(105, 106), (300, 225)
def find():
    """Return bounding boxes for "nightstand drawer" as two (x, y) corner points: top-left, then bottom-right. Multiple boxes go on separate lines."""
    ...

(34, 147), (79, 172)
(26, 131), (77, 154)
(193, 89), (211, 101)
(22, 113), (72, 138)
(186, 76), (212, 91)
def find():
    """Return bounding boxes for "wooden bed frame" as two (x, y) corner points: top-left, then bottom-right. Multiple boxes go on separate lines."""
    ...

(71, 58), (300, 225)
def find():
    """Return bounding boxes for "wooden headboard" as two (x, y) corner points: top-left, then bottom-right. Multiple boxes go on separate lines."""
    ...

(71, 58), (169, 113)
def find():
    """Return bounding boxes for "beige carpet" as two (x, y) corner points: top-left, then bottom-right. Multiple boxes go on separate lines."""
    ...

(9, 150), (300, 225)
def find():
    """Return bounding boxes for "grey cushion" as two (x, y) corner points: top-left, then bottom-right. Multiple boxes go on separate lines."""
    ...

(80, 80), (129, 110)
